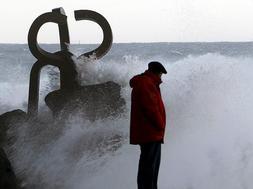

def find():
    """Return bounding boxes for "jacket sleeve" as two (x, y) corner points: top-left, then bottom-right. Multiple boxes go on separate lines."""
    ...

(136, 79), (164, 130)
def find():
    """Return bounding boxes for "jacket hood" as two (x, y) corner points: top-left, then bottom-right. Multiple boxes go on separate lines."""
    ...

(129, 70), (162, 88)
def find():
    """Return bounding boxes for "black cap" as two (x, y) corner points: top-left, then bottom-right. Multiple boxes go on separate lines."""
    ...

(148, 61), (167, 74)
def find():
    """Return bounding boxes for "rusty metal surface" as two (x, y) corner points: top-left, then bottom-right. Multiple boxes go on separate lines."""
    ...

(27, 7), (113, 117)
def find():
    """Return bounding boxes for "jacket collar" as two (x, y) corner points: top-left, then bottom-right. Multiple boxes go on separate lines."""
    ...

(144, 70), (162, 85)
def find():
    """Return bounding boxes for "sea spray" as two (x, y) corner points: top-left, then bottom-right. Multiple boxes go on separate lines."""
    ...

(1, 43), (253, 188)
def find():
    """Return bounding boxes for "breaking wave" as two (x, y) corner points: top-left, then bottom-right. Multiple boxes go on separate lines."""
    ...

(1, 52), (253, 189)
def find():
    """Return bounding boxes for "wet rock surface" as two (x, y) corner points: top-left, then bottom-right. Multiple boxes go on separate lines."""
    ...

(0, 110), (27, 146)
(45, 81), (126, 121)
(0, 148), (19, 189)
(0, 109), (27, 189)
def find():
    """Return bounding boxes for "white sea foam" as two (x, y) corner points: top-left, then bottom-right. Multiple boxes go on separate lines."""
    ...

(2, 52), (253, 189)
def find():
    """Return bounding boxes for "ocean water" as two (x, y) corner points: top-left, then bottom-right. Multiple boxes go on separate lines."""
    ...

(1, 42), (253, 188)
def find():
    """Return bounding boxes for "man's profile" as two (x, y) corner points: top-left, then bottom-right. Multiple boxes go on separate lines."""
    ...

(129, 61), (167, 189)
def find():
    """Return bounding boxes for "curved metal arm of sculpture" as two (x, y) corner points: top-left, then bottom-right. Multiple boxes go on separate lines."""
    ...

(28, 11), (69, 63)
(52, 8), (70, 51)
(27, 60), (45, 117)
(74, 10), (113, 59)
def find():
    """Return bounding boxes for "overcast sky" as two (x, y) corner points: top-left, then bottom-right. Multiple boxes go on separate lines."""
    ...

(1, 0), (253, 43)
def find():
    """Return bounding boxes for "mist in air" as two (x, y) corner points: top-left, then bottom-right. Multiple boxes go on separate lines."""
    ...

(1, 43), (253, 188)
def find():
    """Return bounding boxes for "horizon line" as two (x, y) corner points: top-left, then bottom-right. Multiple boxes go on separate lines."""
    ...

(1, 41), (253, 45)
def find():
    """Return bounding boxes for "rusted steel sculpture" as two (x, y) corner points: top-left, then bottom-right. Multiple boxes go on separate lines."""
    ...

(0, 7), (124, 186)
(27, 7), (113, 117)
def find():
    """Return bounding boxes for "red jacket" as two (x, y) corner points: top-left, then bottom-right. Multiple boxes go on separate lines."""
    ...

(129, 70), (166, 144)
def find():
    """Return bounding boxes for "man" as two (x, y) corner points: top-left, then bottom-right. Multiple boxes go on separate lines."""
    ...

(129, 61), (167, 189)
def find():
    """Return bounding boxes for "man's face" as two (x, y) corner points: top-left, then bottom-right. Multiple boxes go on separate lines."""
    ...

(158, 72), (163, 78)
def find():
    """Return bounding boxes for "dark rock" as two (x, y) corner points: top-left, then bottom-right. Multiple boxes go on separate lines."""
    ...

(0, 109), (27, 126)
(45, 81), (125, 121)
(0, 109), (27, 189)
(0, 148), (19, 189)
(0, 109), (27, 146)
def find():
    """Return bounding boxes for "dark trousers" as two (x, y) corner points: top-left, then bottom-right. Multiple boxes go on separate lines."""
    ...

(137, 142), (161, 189)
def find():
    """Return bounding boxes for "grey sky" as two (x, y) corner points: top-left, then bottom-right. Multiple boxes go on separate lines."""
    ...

(1, 0), (253, 43)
